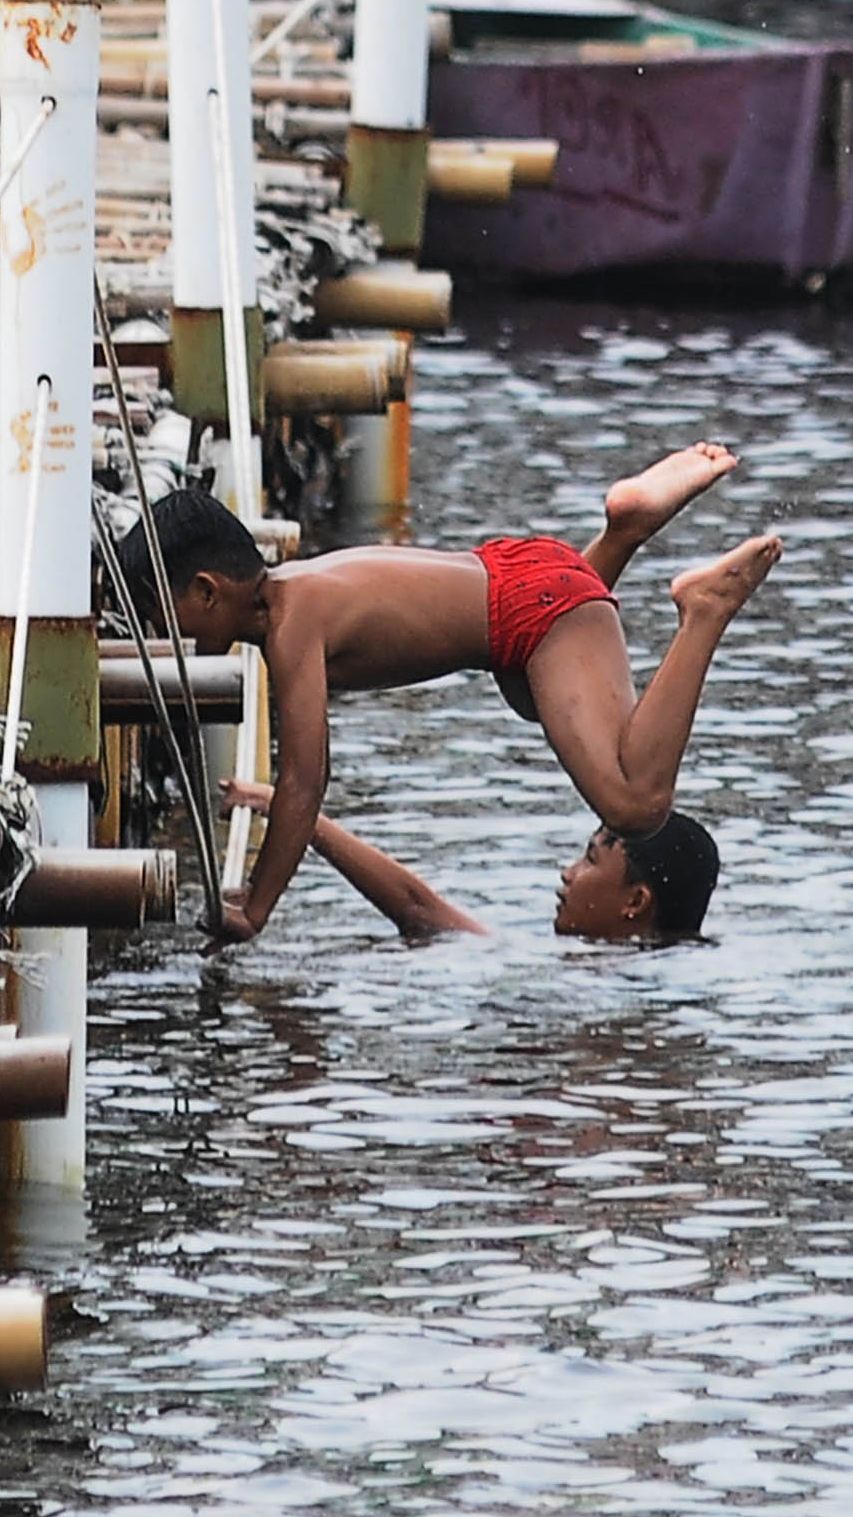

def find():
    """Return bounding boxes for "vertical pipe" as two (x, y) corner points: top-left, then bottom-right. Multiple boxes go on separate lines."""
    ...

(0, 2), (99, 1191)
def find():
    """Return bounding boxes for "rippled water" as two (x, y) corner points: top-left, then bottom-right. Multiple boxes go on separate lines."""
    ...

(4, 288), (853, 1515)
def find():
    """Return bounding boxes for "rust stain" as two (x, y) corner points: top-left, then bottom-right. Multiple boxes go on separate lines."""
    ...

(59, 21), (75, 44)
(11, 408), (34, 474)
(24, 18), (49, 69)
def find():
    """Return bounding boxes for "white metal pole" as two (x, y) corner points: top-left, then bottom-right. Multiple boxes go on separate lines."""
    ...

(2, 376), (51, 783)
(0, 3), (100, 1191)
(351, 0), (429, 132)
(167, 0), (255, 312)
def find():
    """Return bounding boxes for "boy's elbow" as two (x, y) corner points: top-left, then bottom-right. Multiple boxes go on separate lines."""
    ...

(603, 789), (672, 840)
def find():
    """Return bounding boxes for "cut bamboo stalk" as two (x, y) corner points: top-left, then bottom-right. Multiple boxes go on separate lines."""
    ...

(428, 152), (514, 204)
(313, 265), (452, 333)
(430, 138), (559, 189)
(263, 351), (390, 415)
(11, 849), (177, 929)
(101, 37), (168, 66)
(0, 1289), (47, 1391)
(267, 337), (410, 402)
(252, 76), (351, 108)
(0, 1039), (71, 1122)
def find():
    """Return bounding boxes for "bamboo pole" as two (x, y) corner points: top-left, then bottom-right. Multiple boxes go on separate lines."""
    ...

(0, 1289), (47, 1391)
(429, 138), (559, 190)
(267, 337), (410, 402)
(0, 1039), (71, 1122)
(314, 264), (452, 333)
(263, 351), (391, 415)
(427, 152), (514, 204)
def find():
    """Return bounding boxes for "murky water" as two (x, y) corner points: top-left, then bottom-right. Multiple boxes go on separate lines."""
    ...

(5, 273), (853, 1513)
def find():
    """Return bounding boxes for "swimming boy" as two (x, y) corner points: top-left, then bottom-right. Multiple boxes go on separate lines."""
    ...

(218, 789), (720, 944)
(116, 443), (780, 948)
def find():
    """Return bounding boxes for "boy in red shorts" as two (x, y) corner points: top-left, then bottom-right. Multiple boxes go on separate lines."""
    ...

(117, 442), (780, 949)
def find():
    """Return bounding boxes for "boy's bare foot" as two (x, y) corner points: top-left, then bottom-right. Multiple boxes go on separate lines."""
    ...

(605, 442), (738, 545)
(671, 534), (782, 626)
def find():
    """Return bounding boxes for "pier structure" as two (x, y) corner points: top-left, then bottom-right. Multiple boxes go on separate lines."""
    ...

(0, 1), (103, 1192)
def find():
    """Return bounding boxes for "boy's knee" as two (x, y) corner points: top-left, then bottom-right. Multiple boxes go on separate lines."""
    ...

(602, 788), (672, 841)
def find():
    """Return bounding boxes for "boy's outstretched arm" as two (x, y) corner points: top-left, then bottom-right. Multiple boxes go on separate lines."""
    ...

(218, 781), (486, 940)
(208, 623), (329, 949)
(312, 815), (487, 939)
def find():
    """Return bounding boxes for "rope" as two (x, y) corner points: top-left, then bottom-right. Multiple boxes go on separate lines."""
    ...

(0, 96), (55, 206)
(2, 376), (51, 784)
(93, 275), (223, 933)
(92, 499), (222, 932)
(210, 2), (264, 893)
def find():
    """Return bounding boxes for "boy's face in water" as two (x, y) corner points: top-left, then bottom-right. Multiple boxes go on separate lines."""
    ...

(555, 828), (654, 940)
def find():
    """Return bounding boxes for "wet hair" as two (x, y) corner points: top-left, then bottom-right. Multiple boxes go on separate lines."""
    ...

(614, 811), (720, 936)
(116, 488), (264, 619)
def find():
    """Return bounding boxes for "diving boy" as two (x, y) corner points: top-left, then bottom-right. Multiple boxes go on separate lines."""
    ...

(116, 443), (780, 949)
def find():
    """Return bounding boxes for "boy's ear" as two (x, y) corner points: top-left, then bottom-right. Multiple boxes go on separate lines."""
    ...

(624, 882), (654, 923)
(192, 570), (219, 606)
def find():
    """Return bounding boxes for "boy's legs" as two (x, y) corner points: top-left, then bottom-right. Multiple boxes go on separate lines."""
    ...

(496, 442), (738, 724)
(525, 535), (781, 836)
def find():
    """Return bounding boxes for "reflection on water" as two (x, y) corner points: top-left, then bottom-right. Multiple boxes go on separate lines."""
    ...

(4, 289), (853, 1515)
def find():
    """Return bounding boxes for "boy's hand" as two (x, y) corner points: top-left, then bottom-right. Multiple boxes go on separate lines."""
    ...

(201, 897), (260, 955)
(218, 777), (272, 818)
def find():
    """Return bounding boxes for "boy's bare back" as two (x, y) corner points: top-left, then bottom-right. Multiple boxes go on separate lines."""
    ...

(263, 545), (491, 691)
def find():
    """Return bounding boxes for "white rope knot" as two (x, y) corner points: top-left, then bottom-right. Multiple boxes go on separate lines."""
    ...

(0, 774), (39, 922)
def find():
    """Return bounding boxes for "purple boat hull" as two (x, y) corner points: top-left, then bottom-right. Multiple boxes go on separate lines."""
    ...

(425, 48), (853, 282)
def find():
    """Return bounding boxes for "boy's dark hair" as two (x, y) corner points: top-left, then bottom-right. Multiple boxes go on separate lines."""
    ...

(116, 488), (264, 619)
(619, 811), (720, 935)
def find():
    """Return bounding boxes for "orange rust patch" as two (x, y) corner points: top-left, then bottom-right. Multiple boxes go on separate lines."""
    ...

(59, 21), (75, 44)
(24, 18), (49, 69)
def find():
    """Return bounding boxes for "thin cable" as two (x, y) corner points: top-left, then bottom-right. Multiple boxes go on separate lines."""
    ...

(93, 272), (223, 931)
(2, 377), (51, 784)
(92, 502), (221, 932)
(0, 96), (55, 206)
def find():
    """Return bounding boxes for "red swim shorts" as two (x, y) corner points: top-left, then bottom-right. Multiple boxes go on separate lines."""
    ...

(473, 536), (617, 672)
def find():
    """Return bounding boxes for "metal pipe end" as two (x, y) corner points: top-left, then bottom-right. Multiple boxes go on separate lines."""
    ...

(0, 1287), (47, 1392)
(141, 849), (177, 925)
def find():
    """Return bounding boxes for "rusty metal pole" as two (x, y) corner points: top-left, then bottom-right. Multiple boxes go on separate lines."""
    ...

(0, 1287), (47, 1390)
(0, 2), (100, 1191)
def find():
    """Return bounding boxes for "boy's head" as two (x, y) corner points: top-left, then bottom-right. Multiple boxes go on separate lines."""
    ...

(555, 811), (720, 941)
(116, 489), (266, 655)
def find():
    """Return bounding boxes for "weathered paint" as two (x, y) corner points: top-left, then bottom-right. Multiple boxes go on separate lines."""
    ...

(346, 123), (430, 256)
(171, 304), (264, 429)
(0, 616), (99, 781)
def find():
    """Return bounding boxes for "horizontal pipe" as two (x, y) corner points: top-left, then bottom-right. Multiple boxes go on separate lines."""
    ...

(100, 653), (243, 724)
(267, 337), (410, 402)
(99, 638), (195, 659)
(430, 139), (559, 189)
(428, 152), (514, 204)
(99, 68), (351, 110)
(0, 1038), (71, 1122)
(263, 352), (390, 415)
(0, 1289), (47, 1392)
(314, 264), (452, 333)
(245, 517), (301, 562)
(11, 849), (177, 929)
